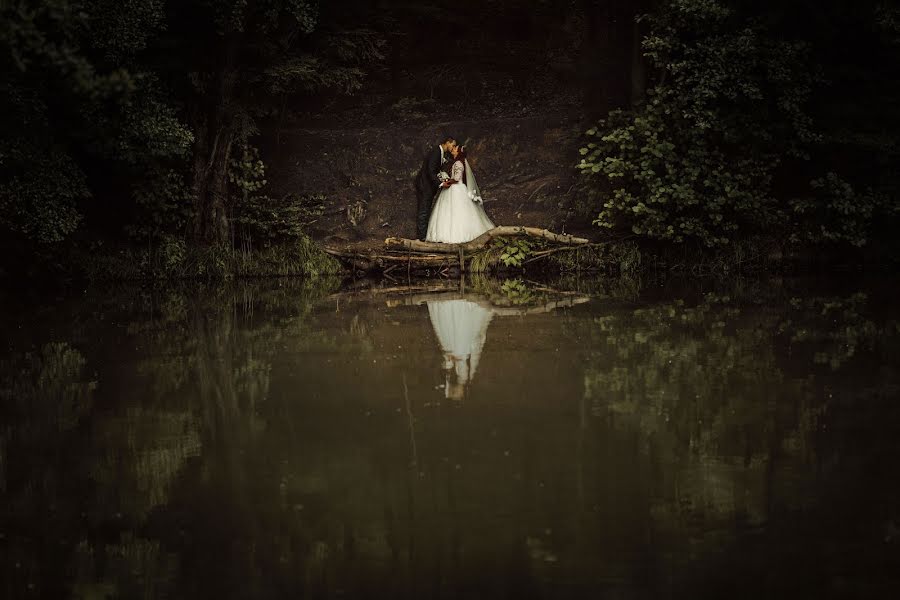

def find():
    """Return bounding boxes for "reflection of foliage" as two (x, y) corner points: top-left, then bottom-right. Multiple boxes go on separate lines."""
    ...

(470, 274), (546, 308)
(0, 342), (96, 432)
(583, 294), (789, 458)
(0, 278), (341, 598)
(551, 271), (643, 302)
(499, 278), (535, 305)
(90, 408), (201, 518)
(579, 283), (898, 547)
(72, 534), (177, 600)
(779, 293), (881, 370)
(3, 277), (898, 597)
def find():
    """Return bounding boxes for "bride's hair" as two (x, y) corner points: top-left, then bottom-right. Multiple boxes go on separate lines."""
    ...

(454, 146), (468, 184)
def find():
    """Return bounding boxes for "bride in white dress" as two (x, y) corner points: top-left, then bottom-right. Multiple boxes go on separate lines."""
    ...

(425, 145), (495, 243)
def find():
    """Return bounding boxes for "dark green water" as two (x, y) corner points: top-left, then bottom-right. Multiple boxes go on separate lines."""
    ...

(2, 274), (899, 599)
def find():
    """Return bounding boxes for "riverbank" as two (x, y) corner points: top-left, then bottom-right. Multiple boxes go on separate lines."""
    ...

(22, 232), (891, 286)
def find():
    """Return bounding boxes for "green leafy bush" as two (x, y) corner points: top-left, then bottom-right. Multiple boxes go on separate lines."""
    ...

(788, 173), (878, 247)
(578, 0), (820, 247)
(495, 238), (534, 267)
(229, 144), (325, 248)
(0, 144), (87, 243)
(127, 170), (194, 242)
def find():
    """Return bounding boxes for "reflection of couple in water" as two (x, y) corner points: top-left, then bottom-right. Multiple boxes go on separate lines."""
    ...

(427, 298), (494, 400)
(418, 283), (591, 401)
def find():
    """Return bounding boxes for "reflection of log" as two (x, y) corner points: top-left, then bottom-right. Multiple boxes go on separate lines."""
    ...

(385, 226), (590, 254)
(327, 281), (460, 302)
(388, 290), (591, 314)
(325, 280), (593, 315)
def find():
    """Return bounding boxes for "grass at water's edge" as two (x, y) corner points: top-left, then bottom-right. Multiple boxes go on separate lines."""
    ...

(5, 233), (897, 285)
(80, 235), (342, 282)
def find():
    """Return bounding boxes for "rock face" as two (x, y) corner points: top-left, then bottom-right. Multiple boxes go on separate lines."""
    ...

(265, 115), (591, 250)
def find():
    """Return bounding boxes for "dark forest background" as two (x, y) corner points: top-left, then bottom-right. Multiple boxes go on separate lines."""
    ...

(1, 0), (898, 280)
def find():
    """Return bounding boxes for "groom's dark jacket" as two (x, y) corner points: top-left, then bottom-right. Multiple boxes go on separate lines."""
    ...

(415, 146), (446, 196)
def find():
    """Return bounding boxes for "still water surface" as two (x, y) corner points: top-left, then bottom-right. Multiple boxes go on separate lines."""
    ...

(2, 274), (899, 598)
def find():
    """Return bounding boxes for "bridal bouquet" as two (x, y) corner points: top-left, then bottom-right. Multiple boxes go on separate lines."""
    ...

(437, 172), (449, 183)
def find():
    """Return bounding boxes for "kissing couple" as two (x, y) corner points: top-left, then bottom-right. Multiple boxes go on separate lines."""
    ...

(414, 136), (495, 243)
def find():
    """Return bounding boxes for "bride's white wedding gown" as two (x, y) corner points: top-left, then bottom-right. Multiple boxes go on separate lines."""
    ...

(425, 159), (495, 243)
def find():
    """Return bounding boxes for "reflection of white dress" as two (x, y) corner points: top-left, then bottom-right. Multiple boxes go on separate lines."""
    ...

(425, 160), (495, 243)
(427, 299), (494, 397)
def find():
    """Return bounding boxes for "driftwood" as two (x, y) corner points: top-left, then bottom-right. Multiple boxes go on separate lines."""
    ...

(384, 226), (590, 254)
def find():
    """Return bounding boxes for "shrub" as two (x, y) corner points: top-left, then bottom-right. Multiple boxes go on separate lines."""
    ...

(578, 0), (820, 247)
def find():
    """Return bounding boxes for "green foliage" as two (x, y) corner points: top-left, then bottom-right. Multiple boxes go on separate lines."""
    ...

(788, 173), (877, 247)
(0, 0), (192, 248)
(114, 81), (194, 162)
(229, 145), (268, 194)
(171, 0), (383, 246)
(0, 0), (378, 261)
(876, 3), (900, 44)
(0, 143), (87, 243)
(494, 238), (534, 267)
(263, 28), (385, 95)
(264, 56), (366, 95)
(127, 170), (194, 242)
(578, 0), (900, 250)
(578, 0), (817, 246)
(578, 0), (826, 247)
(85, 0), (167, 61)
(228, 144), (325, 247)
(236, 193), (326, 245)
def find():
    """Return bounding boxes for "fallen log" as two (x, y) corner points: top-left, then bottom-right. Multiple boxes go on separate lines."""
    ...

(384, 226), (590, 254)
(321, 225), (631, 276)
(323, 246), (457, 272)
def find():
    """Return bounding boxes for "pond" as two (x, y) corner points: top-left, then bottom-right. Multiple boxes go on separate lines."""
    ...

(2, 274), (899, 598)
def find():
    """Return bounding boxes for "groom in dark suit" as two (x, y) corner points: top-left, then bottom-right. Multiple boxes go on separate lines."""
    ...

(415, 135), (457, 240)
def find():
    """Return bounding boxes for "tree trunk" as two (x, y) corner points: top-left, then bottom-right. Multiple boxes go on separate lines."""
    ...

(190, 34), (240, 246)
